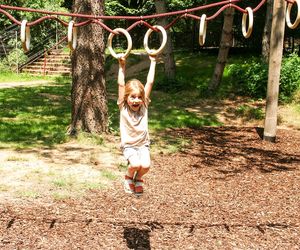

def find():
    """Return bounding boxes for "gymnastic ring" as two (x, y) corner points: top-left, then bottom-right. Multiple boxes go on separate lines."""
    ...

(286, 0), (300, 29)
(199, 14), (207, 46)
(107, 28), (132, 59)
(242, 7), (253, 38)
(20, 20), (30, 52)
(68, 20), (77, 51)
(143, 25), (167, 56)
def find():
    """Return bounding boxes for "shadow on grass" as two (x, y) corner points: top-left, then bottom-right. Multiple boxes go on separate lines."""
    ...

(0, 77), (71, 148)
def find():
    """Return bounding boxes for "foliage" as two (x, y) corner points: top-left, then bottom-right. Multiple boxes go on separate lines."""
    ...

(235, 104), (264, 120)
(105, 0), (155, 16)
(6, 48), (28, 70)
(227, 54), (300, 102)
(0, 59), (10, 72)
(227, 57), (268, 98)
(279, 53), (300, 102)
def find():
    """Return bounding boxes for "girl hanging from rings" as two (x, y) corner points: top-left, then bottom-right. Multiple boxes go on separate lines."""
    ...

(117, 54), (157, 196)
(108, 25), (167, 196)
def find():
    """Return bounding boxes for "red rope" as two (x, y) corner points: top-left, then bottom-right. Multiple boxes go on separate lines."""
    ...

(0, 0), (267, 34)
(0, 1), (241, 20)
(0, 8), (21, 25)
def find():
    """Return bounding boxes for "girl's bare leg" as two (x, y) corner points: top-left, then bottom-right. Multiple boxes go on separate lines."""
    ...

(136, 167), (149, 180)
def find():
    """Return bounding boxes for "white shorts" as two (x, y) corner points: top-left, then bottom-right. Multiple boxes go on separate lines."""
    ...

(123, 145), (151, 168)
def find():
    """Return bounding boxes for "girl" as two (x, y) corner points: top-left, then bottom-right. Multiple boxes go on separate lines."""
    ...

(117, 55), (157, 196)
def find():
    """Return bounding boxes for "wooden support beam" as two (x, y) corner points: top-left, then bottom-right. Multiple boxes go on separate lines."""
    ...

(263, 0), (287, 142)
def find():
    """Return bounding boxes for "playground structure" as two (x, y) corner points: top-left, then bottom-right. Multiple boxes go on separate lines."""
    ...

(0, 0), (299, 52)
(0, 0), (299, 142)
(0, 0), (269, 52)
(0, 2), (300, 248)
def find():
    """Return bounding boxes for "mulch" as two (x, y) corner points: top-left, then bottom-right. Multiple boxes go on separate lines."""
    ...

(1, 126), (300, 249)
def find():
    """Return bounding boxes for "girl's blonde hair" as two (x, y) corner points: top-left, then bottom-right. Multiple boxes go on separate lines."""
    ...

(124, 79), (146, 104)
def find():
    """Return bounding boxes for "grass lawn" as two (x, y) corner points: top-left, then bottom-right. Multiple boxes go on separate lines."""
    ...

(0, 71), (53, 82)
(0, 77), (71, 148)
(0, 51), (299, 149)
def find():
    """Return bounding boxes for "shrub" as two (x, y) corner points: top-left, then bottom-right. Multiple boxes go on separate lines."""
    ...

(0, 59), (10, 72)
(280, 53), (300, 102)
(227, 57), (268, 98)
(227, 54), (300, 102)
(6, 48), (28, 70)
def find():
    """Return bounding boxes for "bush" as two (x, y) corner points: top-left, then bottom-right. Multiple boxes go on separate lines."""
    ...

(0, 48), (28, 73)
(227, 57), (268, 98)
(280, 53), (300, 102)
(0, 59), (10, 72)
(6, 48), (28, 70)
(227, 54), (300, 102)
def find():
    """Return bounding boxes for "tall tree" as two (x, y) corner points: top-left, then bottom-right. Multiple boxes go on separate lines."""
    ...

(208, 7), (235, 92)
(70, 0), (108, 135)
(154, 0), (176, 80)
(261, 0), (273, 62)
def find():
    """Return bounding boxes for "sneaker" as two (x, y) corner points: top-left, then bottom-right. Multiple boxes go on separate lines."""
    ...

(134, 179), (144, 196)
(124, 175), (135, 194)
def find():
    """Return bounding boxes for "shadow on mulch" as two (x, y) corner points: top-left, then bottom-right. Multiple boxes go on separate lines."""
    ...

(123, 227), (151, 250)
(164, 126), (300, 179)
(1, 126), (300, 249)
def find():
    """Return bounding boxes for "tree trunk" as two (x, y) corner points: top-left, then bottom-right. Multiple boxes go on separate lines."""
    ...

(154, 0), (176, 80)
(262, 0), (273, 62)
(208, 8), (235, 92)
(70, 0), (108, 135)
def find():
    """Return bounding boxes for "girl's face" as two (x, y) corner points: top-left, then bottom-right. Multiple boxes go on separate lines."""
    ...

(127, 89), (143, 112)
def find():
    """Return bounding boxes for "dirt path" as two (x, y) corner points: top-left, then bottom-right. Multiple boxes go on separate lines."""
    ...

(0, 127), (299, 249)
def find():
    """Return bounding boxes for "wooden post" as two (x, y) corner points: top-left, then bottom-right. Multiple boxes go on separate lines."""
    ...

(263, 0), (287, 142)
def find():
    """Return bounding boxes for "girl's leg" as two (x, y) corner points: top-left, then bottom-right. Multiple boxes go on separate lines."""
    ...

(135, 146), (151, 196)
(136, 145), (151, 180)
(123, 148), (141, 194)
(123, 148), (141, 178)
(135, 167), (149, 180)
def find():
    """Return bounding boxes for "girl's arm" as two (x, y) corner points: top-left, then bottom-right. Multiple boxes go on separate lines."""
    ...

(117, 57), (126, 105)
(144, 55), (157, 99)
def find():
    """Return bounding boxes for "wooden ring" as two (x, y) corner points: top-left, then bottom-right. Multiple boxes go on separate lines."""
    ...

(68, 21), (77, 51)
(143, 25), (167, 56)
(286, 0), (300, 29)
(199, 14), (207, 46)
(107, 28), (132, 59)
(242, 7), (253, 38)
(20, 20), (30, 52)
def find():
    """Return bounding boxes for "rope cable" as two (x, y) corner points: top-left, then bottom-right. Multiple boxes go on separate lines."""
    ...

(0, 0), (275, 50)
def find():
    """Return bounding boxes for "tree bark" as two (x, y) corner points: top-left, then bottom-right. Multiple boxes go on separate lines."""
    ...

(208, 8), (235, 92)
(70, 0), (108, 135)
(154, 0), (176, 80)
(262, 0), (273, 62)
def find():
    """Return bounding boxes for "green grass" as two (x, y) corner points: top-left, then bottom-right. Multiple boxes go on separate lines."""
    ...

(17, 190), (40, 199)
(0, 76), (71, 148)
(235, 104), (264, 120)
(1, 51), (299, 150)
(0, 71), (52, 82)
